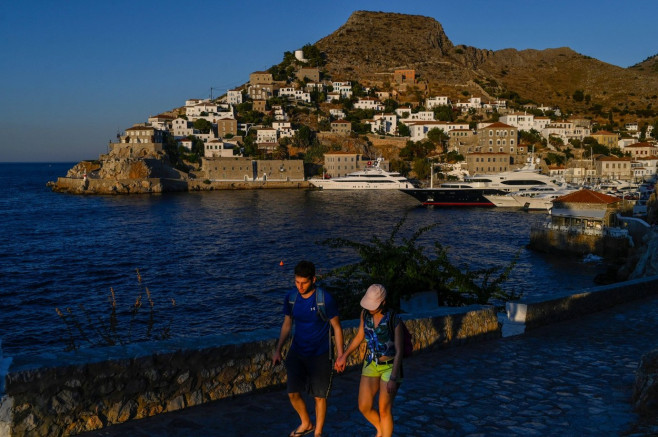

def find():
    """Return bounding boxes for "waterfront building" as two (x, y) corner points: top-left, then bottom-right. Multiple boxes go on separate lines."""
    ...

(201, 157), (304, 181)
(529, 189), (631, 259)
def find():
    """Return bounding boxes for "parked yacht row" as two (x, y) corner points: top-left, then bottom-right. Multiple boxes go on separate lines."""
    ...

(308, 157), (654, 216)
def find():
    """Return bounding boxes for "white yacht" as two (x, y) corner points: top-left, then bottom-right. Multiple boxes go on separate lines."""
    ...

(484, 186), (577, 210)
(309, 159), (415, 190)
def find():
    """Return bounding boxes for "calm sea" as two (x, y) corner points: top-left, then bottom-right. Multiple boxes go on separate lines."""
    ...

(0, 163), (605, 357)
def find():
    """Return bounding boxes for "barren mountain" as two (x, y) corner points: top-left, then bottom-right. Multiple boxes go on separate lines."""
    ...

(315, 11), (658, 120)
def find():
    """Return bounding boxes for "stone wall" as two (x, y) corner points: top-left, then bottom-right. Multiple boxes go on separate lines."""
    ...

(1, 306), (499, 436)
(506, 275), (658, 330)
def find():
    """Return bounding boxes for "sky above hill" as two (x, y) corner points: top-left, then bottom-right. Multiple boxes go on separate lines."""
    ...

(2, 0), (657, 162)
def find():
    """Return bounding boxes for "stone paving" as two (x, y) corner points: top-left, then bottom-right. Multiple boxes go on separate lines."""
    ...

(84, 295), (658, 437)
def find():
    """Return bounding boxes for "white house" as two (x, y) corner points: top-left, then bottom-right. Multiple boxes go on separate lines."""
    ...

(408, 121), (470, 142)
(370, 113), (398, 135)
(330, 109), (346, 119)
(172, 118), (194, 138)
(402, 111), (435, 122)
(227, 90), (243, 105)
(425, 96), (450, 109)
(256, 128), (278, 143)
(204, 140), (236, 158)
(354, 97), (384, 111)
(455, 97), (482, 111)
(332, 82), (352, 99)
(186, 101), (219, 117)
(499, 112), (535, 131)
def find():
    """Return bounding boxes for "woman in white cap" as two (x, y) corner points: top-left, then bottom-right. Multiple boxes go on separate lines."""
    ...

(334, 284), (403, 437)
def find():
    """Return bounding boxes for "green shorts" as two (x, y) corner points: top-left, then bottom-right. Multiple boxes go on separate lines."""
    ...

(362, 360), (401, 383)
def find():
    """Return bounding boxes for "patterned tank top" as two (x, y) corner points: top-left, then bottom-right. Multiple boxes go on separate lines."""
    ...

(363, 310), (398, 365)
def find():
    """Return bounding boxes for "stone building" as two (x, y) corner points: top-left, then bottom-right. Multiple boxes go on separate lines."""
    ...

(529, 189), (631, 259)
(201, 157), (304, 181)
(465, 152), (511, 175)
(330, 120), (351, 135)
(322, 152), (387, 178)
(595, 156), (633, 181)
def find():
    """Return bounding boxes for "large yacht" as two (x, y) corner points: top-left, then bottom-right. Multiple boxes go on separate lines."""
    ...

(309, 159), (415, 190)
(401, 157), (568, 206)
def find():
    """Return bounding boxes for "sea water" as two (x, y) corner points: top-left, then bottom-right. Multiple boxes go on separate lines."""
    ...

(0, 163), (605, 356)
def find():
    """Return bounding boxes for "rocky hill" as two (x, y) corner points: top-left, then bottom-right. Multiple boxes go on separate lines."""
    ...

(315, 11), (658, 120)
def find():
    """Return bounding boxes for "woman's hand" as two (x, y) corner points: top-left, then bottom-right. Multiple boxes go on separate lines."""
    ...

(334, 354), (346, 372)
(386, 379), (399, 394)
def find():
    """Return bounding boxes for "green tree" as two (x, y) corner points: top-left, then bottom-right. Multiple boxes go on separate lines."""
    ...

(397, 122), (411, 137)
(433, 105), (454, 122)
(427, 128), (449, 150)
(193, 119), (213, 134)
(573, 90), (585, 102)
(412, 158), (430, 179)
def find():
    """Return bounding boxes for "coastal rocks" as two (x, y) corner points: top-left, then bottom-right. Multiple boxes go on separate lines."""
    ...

(48, 146), (189, 195)
(633, 348), (658, 415)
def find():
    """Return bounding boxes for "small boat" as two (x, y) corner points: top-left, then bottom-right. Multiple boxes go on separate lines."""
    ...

(309, 158), (415, 190)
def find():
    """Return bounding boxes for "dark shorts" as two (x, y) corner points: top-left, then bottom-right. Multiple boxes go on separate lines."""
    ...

(285, 349), (333, 398)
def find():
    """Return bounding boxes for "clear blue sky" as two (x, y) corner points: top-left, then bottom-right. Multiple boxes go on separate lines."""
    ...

(1, 0), (657, 162)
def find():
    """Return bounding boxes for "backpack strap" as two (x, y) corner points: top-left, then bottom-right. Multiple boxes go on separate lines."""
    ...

(315, 287), (328, 322)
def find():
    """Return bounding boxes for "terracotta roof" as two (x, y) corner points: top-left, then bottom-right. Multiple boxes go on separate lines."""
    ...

(484, 122), (515, 128)
(555, 189), (620, 204)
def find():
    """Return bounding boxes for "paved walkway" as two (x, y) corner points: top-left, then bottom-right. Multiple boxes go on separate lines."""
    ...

(84, 295), (658, 437)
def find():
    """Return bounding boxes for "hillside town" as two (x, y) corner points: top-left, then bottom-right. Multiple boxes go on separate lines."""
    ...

(107, 45), (658, 189)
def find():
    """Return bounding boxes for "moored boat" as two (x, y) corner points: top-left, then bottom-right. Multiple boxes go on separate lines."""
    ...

(309, 158), (415, 190)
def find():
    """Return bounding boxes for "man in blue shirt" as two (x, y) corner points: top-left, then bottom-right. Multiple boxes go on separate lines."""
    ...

(273, 260), (344, 437)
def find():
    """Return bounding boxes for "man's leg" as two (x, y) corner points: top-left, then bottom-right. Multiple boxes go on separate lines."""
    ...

(313, 396), (326, 437)
(288, 392), (314, 435)
(286, 351), (314, 435)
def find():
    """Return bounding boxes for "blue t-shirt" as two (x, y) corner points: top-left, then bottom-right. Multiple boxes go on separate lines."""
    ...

(283, 287), (339, 357)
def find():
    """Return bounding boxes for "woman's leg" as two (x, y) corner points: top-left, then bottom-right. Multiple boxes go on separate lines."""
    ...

(358, 375), (382, 436)
(378, 379), (397, 437)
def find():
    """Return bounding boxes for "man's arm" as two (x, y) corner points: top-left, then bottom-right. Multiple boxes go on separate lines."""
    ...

(330, 316), (344, 357)
(272, 315), (292, 365)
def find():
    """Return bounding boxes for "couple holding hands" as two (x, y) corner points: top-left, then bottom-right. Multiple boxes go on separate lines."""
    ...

(273, 261), (405, 437)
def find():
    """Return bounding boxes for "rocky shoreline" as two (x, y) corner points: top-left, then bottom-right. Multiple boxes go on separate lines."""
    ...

(47, 149), (312, 195)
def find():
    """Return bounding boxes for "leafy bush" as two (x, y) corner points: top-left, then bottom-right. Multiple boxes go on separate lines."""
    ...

(319, 215), (520, 319)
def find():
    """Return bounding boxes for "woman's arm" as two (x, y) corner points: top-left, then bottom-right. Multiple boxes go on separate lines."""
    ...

(334, 312), (365, 371)
(387, 320), (404, 393)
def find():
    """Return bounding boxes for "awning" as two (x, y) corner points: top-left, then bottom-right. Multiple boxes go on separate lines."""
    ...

(551, 208), (606, 219)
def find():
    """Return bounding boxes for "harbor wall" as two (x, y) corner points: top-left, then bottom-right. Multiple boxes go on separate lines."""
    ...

(1, 306), (500, 436)
(529, 227), (632, 260)
(506, 275), (658, 330)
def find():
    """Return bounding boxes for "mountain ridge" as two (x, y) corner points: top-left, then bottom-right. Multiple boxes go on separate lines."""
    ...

(314, 11), (658, 121)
